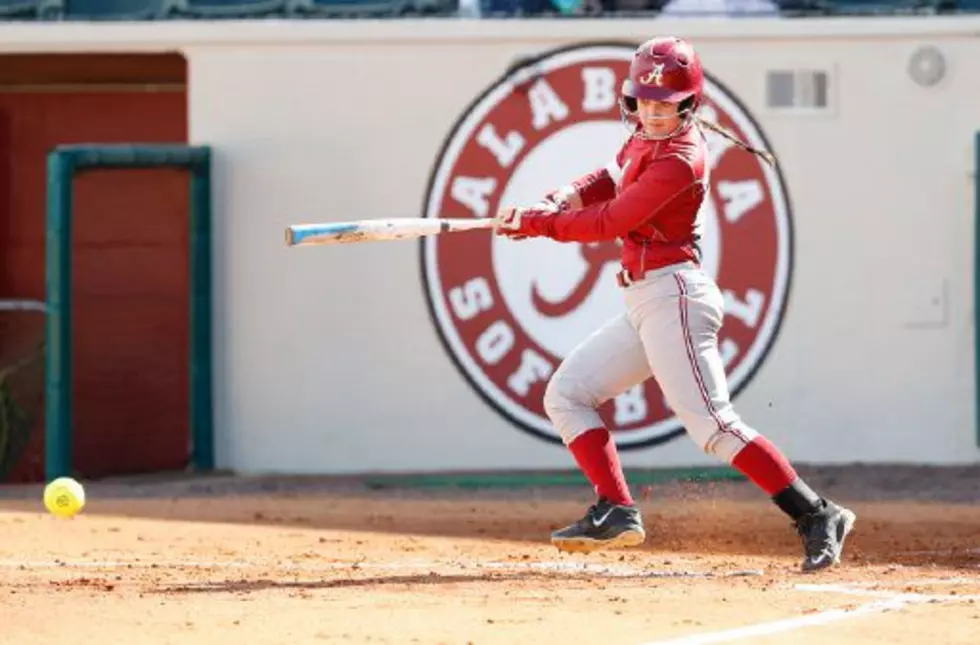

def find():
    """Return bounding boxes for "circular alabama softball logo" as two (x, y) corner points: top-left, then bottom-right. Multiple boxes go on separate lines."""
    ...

(421, 43), (793, 449)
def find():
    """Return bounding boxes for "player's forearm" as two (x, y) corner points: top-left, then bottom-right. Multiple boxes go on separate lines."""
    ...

(518, 158), (697, 242)
(529, 172), (694, 242)
(546, 168), (616, 210)
(531, 201), (641, 243)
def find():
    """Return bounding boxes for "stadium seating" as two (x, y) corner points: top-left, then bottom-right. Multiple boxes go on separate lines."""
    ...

(286, 0), (454, 16)
(162, 0), (285, 18)
(48, 0), (163, 18)
(0, 0), (978, 21)
(0, 0), (44, 18)
(477, 0), (554, 14)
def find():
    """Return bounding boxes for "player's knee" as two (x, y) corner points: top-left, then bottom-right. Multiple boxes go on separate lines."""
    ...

(543, 373), (600, 444)
(544, 372), (598, 412)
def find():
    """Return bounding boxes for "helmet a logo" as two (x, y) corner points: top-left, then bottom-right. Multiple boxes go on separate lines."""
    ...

(640, 63), (665, 87)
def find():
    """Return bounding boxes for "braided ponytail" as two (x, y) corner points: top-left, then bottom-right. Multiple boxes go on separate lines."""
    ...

(693, 114), (776, 169)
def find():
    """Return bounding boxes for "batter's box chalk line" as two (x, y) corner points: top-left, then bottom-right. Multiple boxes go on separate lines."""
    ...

(635, 577), (980, 645)
(814, 576), (980, 588)
(796, 582), (980, 603)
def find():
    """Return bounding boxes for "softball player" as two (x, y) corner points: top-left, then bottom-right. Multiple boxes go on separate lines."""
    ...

(493, 37), (855, 573)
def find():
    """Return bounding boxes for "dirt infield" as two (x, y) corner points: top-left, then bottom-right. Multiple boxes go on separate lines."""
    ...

(1, 465), (979, 645)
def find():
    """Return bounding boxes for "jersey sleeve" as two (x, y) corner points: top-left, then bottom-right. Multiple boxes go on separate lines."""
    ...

(525, 156), (697, 243)
(545, 166), (614, 210)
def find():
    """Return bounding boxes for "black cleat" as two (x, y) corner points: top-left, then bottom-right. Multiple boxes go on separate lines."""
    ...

(795, 499), (856, 573)
(551, 498), (646, 554)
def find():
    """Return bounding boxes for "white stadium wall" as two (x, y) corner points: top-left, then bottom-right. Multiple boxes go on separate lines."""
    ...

(1, 17), (978, 472)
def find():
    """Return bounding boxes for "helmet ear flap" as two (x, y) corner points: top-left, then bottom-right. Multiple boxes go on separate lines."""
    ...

(618, 79), (640, 133)
(620, 78), (638, 114)
(620, 78), (639, 127)
(678, 96), (697, 116)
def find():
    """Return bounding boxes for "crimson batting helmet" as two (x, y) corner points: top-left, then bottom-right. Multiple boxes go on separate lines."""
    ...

(624, 37), (704, 104)
(620, 37), (705, 132)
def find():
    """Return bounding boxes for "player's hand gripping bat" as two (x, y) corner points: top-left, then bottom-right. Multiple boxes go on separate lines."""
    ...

(285, 218), (495, 247)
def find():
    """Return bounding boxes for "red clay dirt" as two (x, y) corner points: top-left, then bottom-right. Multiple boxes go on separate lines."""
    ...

(1, 470), (979, 645)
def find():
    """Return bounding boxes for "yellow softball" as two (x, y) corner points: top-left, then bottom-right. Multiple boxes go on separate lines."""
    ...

(43, 477), (86, 519)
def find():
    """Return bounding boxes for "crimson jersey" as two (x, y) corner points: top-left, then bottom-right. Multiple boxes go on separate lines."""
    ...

(525, 124), (708, 276)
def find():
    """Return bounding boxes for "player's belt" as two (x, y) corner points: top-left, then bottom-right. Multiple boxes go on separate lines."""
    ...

(615, 261), (698, 288)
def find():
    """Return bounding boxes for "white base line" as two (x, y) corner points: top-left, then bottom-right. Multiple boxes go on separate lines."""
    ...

(796, 581), (980, 602)
(637, 580), (980, 645)
(637, 596), (909, 645)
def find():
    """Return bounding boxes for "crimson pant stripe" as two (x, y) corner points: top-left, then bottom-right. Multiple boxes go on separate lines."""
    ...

(673, 274), (729, 436)
(673, 275), (753, 446)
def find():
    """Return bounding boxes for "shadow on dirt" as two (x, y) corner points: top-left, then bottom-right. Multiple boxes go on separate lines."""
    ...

(150, 569), (684, 595)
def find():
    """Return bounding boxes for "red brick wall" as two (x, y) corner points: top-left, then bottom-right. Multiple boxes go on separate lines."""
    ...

(0, 55), (190, 482)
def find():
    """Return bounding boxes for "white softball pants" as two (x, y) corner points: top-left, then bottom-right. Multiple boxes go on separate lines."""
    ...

(543, 261), (758, 463)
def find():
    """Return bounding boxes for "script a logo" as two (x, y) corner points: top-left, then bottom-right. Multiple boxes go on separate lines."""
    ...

(420, 43), (794, 450)
(640, 63), (665, 87)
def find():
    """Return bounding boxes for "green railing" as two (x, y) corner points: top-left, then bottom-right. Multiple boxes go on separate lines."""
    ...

(45, 144), (214, 481)
(976, 131), (980, 448)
